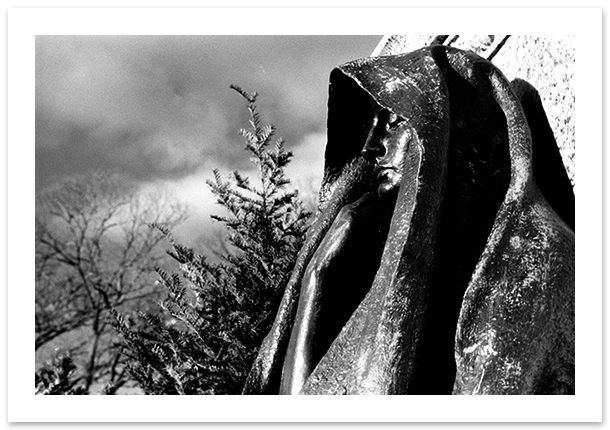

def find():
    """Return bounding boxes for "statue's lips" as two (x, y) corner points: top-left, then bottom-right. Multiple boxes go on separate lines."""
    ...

(376, 166), (400, 184)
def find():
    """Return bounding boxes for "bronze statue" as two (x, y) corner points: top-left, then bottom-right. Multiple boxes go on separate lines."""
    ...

(243, 45), (575, 395)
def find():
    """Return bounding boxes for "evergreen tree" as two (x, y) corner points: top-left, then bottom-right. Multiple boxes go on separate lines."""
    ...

(114, 86), (311, 394)
(35, 354), (88, 395)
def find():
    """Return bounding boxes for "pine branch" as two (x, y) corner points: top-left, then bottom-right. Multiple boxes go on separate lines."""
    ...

(114, 86), (311, 395)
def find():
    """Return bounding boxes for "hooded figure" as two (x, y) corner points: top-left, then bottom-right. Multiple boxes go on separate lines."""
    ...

(243, 45), (575, 395)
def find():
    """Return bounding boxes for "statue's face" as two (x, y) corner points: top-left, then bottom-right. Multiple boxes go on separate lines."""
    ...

(361, 105), (412, 197)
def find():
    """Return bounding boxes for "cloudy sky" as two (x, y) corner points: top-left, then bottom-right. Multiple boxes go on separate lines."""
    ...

(35, 35), (381, 247)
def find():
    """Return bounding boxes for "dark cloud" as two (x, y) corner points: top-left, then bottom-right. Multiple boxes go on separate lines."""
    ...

(36, 35), (380, 189)
(35, 35), (381, 247)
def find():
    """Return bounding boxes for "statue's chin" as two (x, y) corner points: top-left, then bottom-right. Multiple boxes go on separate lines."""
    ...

(377, 181), (400, 198)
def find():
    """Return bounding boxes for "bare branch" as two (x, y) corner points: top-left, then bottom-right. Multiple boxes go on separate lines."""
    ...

(35, 171), (187, 392)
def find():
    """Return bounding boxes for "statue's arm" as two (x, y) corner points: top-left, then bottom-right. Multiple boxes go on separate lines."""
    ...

(280, 193), (378, 394)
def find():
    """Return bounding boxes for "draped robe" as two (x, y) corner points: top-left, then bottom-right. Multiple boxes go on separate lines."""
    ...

(243, 45), (575, 395)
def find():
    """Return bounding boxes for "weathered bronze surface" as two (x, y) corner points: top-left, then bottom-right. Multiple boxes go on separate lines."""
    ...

(243, 45), (575, 395)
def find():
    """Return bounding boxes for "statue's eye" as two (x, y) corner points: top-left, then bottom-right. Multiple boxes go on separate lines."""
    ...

(387, 113), (404, 129)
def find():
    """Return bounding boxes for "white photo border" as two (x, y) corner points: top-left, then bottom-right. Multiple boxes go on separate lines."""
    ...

(8, 6), (602, 423)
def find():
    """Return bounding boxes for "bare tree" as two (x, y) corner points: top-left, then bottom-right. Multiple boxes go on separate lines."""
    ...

(35, 171), (187, 392)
